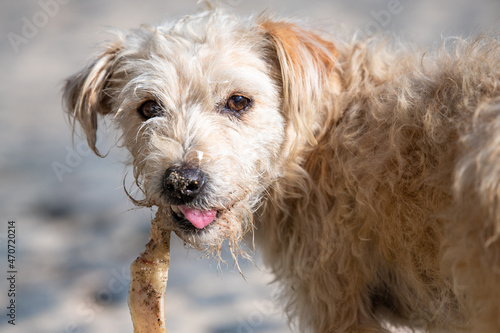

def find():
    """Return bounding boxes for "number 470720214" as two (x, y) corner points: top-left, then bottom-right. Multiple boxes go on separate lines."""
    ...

(7, 221), (16, 270)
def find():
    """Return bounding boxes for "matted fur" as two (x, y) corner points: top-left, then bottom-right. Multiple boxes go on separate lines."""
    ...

(63, 7), (500, 333)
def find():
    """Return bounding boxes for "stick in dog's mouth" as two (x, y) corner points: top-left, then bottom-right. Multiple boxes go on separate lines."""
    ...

(128, 207), (172, 333)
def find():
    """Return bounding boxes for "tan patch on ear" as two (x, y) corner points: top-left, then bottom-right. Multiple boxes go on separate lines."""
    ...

(259, 18), (342, 150)
(260, 20), (339, 81)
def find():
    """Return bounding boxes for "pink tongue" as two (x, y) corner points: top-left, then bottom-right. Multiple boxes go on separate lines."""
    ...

(178, 206), (217, 229)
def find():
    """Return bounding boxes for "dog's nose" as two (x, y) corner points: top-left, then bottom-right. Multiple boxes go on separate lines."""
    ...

(162, 165), (206, 204)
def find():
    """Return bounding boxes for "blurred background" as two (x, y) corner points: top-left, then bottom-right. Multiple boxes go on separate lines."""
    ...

(1, 1), (499, 332)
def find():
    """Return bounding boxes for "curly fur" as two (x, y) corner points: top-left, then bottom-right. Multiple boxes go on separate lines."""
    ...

(260, 32), (500, 331)
(63, 7), (500, 333)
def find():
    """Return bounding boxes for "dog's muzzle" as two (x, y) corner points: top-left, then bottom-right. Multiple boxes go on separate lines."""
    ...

(162, 165), (217, 230)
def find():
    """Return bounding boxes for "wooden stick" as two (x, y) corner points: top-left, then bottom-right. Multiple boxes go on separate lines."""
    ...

(129, 208), (172, 333)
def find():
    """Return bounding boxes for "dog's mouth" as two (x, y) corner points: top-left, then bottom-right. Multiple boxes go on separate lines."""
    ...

(170, 205), (219, 233)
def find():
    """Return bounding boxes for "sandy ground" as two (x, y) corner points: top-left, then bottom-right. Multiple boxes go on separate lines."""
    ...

(0, 1), (499, 332)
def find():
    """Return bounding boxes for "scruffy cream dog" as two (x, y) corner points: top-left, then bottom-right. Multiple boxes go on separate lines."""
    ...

(63, 7), (500, 333)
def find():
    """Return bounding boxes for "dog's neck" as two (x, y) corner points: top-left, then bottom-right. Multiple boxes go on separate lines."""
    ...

(255, 39), (414, 265)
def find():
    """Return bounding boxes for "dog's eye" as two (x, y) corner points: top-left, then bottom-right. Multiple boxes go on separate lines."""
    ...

(225, 95), (251, 113)
(138, 100), (163, 119)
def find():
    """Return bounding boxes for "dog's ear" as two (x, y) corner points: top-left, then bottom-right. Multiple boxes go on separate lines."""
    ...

(258, 18), (342, 146)
(63, 40), (123, 157)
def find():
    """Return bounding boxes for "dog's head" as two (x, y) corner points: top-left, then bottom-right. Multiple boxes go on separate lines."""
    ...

(63, 9), (340, 253)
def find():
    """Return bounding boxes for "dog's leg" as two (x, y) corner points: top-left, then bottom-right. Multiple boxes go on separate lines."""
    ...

(128, 208), (172, 333)
(444, 206), (500, 331)
(445, 106), (500, 331)
(286, 264), (389, 333)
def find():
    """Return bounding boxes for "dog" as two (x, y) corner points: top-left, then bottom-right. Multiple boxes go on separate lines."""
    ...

(63, 7), (500, 333)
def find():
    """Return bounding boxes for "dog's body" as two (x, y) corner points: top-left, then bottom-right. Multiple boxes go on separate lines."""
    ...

(64, 8), (500, 332)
